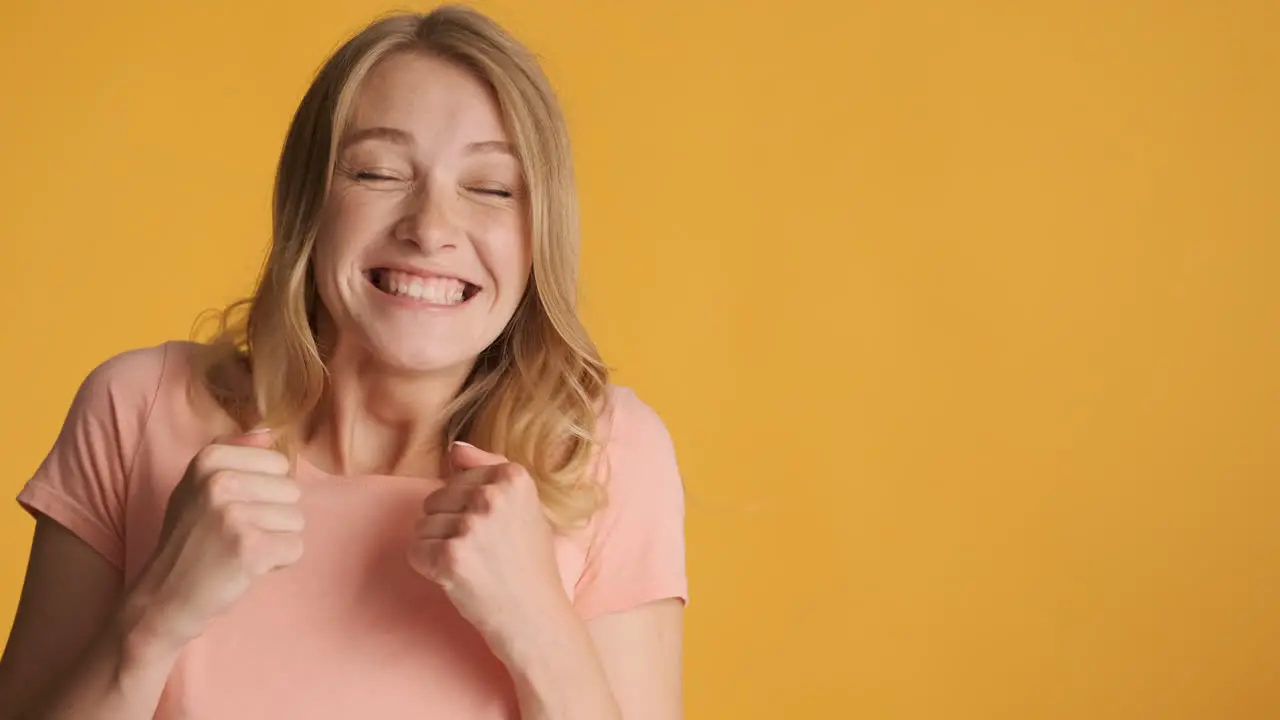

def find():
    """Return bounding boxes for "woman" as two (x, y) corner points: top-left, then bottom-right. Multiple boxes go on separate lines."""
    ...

(0, 6), (686, 719)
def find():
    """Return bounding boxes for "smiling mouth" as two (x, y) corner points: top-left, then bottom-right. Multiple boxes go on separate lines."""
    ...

(366, 268), (480, 306)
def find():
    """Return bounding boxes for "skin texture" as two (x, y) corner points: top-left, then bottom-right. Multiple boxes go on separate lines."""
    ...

(0, 51), (683, 720)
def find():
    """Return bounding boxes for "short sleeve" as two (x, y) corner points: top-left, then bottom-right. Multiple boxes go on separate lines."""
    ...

(573, 387), (688, 619)
(16, 345), (168, 569)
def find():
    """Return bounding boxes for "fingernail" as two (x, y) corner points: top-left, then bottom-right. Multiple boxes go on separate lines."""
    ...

(452, 440), (476, 448)
(246, 427), (273, 435)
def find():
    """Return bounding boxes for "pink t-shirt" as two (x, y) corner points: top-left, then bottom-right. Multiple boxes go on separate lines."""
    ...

(16, 341), (687, 719)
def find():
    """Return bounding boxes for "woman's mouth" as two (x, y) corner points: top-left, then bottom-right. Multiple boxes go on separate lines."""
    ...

(365, 268), (480, 306)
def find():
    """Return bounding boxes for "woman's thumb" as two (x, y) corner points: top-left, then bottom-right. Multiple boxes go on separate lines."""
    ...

(449, 440), (506, 471)
(219, 427), (276, 448)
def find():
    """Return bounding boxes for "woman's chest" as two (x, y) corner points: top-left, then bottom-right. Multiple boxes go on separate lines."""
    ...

(140, 477), (587, 719)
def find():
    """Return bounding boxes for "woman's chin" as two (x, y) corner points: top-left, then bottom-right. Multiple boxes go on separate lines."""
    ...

(324, 322), (494, 379)
(366, 347), (477, 377)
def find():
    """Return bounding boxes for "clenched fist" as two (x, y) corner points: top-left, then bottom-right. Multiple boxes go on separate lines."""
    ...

(127, 429), (304, 654)
(408, 441), (566, 643)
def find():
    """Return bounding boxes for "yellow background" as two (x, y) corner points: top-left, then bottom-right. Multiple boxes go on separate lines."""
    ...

(2, 0), (1277, 717)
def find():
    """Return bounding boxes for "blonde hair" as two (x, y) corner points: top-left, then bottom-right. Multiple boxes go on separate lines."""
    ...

(194, 5), (609, 530)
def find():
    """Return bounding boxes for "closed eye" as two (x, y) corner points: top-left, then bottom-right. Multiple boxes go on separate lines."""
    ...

(355, 171), (398, 181)
(470, 187), (514, 199)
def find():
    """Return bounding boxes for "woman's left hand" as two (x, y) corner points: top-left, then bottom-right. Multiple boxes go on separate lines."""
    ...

(409, 441), (567, 647)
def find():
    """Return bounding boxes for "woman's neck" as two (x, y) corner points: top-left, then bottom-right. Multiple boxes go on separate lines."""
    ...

(303, 349), (472, 478)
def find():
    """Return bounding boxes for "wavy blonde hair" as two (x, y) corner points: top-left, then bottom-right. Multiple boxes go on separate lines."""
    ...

(194, 5), (609, 530)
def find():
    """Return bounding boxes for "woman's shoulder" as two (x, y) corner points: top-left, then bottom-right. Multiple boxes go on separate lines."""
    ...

(75, 340), (207, 401)
(599, 384), (676, 450)
(18, 341), (216, 564)
(67, 340), (227, 438)
(71, 340), (178, 401)
(571, 383), (688, 617)
(595, 384), (682, 489)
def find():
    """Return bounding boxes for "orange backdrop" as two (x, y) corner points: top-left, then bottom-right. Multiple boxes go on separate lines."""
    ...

(1, 1), (1277, 717)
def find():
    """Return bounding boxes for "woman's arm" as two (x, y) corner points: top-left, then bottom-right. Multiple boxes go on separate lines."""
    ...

(490, 596), (683, 720)
(5, 428), (309, 720)
(411, 441), (686, 720)
(586, 599), (684, 718)
(0, 516), (179, 720)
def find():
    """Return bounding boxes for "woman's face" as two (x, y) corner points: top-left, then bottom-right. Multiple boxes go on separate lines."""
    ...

(311, 51), (530, 375)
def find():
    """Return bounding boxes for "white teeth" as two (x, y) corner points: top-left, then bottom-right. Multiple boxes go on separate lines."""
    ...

(377, 270), (468, 305)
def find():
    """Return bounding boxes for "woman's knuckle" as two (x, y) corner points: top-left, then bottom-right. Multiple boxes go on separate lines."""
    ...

(437, 542), (459, 572)
(205, 470), (238, 503)
(479, 482), (503, 507)
(229, 525), (256, 556)
(262, 451), (291, 476)
(219, 501), (250, 531)
(457, 513), (477, 535)
(190, 446), (221, 478)
(497, 462), (526, 484)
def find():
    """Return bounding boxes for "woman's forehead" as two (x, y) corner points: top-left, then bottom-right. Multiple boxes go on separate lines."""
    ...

(345, 52), (509, 149)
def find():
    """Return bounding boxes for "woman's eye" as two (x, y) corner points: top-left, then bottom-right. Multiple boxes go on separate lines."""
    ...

(355, 171), (396, 181)
(470, 187), (513, 198)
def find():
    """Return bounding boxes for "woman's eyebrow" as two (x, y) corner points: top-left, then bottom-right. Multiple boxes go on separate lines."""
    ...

(343, 126), (415, 147)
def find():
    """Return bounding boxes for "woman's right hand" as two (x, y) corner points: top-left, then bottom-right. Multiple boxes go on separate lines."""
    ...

(123, 429), (304, 655)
